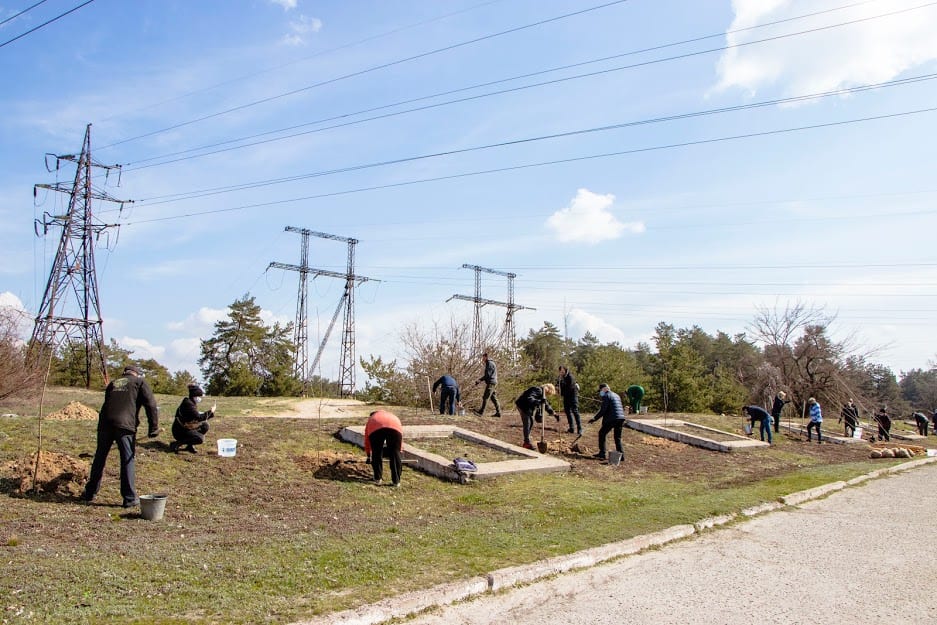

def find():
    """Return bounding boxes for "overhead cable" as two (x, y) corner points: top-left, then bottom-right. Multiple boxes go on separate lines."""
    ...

(118, 105), (937, 225)
(121, 0), (895, 168)
(0, 0), (95, 49)
(96, 0), (633, 149)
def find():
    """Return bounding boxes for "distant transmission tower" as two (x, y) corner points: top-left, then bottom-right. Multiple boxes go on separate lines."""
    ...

(30, 124), (126, 388)
(447, 264), (534, 357)
(269, 228), (376, 397)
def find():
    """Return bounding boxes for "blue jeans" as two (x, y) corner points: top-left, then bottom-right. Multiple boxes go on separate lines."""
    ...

(438, 386), (458, 415)
(759, 417), (773, 444)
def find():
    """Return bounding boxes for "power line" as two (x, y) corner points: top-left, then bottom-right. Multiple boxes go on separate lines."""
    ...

(0, 0), (51, 27)
(119, 0), (937, 171)
(118, 0), (893, 167)
(122, 72), (937, 204)
(0, 0), (95, 49)
(118, 104), (937, 225)
(95, 0), (506, 123)
(97, 0), (633, 149)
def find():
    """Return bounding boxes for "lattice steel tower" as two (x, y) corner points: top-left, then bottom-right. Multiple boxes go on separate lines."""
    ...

(269, 228), (375, 397)
(30, 124), (125, 387)
(447, 264), (533, 357)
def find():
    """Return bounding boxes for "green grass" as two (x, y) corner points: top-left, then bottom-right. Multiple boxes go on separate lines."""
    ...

(0, 392), (907, 624)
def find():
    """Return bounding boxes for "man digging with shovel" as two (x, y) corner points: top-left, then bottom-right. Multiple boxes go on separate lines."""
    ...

(514, 383), (557, 451)
(588, 383), (626, 461)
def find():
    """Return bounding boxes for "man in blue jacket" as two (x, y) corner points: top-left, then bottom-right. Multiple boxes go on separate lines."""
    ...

(81, 365), (160, 508)
(588, 383), (626, 460)
(432, 373), (460, 415)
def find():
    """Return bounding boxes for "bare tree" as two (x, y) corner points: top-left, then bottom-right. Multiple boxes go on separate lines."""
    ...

(0, 305), (44, 401)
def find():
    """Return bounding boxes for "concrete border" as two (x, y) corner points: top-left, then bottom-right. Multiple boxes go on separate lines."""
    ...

(627, 418), (769, 452)
(338, 424), (570, 482)
(289, 456), (937, 625)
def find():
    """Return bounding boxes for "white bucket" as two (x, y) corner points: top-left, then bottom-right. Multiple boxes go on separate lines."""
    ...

(139, 494), (167, 521)
(927, 449), (936, 457)
(640, 406), (648, 414)
(217, 438), (237, 457)
(852, 427), (864, 439)
(607, 450), (623, 466)
(744, 423), (753, 435)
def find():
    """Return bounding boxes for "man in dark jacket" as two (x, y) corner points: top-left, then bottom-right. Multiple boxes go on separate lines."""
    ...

(912, 411), (929, 436)
(771, 391), (789, 433)
(432, 374), (460, 415)
(588, 384), (626, 459)
(514, 384), (556, 449)
(474, 353), (501, 418)
(873, 407), (892, 441)
(839, 400), (859, 438)
(171, 384), (215, 453)
(81, 365), (159, 508)
(742, 405), (772, 444)
(557, 365), (582, 435)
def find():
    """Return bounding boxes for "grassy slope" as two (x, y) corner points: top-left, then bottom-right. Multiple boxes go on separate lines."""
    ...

(0, 390), (898, 625)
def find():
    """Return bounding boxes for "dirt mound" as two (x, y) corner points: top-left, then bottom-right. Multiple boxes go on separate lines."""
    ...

(45, 401), (98, 421)
(640, 435), (686, 450)
(4, 450), (88, 496)
(294, 450), (373, 481)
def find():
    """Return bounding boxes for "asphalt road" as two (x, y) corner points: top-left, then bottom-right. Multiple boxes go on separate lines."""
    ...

(407, 463), (937, 625)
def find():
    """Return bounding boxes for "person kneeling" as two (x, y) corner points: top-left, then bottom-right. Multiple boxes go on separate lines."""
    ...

(171, 384), (215, 453)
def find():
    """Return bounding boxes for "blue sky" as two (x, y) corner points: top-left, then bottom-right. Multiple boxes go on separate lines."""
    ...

(2, 0), (936, 385)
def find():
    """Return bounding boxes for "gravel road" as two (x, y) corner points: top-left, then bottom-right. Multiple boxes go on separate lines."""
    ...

(407, 463), (937, 625)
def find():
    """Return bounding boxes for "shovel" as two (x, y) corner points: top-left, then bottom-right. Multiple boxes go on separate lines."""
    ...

(570, 424), (588, 454)
(536, 407), (548, 453)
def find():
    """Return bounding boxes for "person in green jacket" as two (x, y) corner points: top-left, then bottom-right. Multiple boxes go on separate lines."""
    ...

(626, 385), (645, 415)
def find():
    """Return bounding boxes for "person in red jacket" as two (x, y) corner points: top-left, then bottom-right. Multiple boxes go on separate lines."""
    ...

(364, 410), (403, 487)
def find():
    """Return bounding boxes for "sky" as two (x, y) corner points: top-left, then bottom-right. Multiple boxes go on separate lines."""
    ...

(1, 0), (936, 388)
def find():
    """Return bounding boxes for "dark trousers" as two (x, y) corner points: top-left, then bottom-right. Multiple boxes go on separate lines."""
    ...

(368, 428), (402, 484)
(877, 425), (890, 441)
(563, 397), (581, 433)
(772, 413), (781, 433)
(598, 420), (624, 455)
(480, 383), (500, 415)
(844, 420), (857, 438)
(806, 421), (822, 442)
(438, 386), (457, 415)
(518, 407), (535, 444)
(83, 426), (137, 505)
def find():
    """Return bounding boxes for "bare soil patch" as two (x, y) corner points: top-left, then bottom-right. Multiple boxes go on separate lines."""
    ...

(43, 400), (98, 421)
(4, 450), (88, 496)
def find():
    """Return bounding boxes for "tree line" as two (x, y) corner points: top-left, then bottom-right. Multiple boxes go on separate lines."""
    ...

(3, 296), (935, 422)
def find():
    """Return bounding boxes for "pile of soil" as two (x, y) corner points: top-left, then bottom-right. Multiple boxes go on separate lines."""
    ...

(4, 450), (88, 496)
(639, 435), (686, 450)
(44, 401), (98, 421)
(294, 450), (373, 481)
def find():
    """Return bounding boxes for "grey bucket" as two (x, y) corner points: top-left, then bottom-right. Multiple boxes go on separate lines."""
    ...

(607, 451), (623, 466)
(140, 494), (167, 521)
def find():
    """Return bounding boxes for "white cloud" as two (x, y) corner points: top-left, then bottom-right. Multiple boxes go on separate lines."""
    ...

(119, 336), (166, 360)
(566, 308), (626, 345)
(546, 188), (644, 244)
(167, 307), (228, 332)
(714, 0), (937, 98)
(281, 14), (323, 46)
(0, 291), (26, 311)
(269, 0), (298, 10)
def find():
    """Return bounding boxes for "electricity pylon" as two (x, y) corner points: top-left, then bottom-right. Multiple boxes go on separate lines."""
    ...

(447, 264), (534, 357)
(30, 124), (126, 388)
(269, 228), (376, 397)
